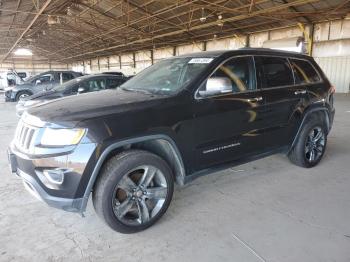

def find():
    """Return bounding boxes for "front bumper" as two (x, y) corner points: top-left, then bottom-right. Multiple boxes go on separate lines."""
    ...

(4, 90), (15, 102)
(8, 142), (96, 213)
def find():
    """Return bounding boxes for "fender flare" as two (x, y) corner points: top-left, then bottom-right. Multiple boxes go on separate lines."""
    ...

(288, 106), (330, 153)
(79, 134), (186, 212)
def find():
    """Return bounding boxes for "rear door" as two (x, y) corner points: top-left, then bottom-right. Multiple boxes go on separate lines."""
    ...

(193, 56), (266, 170)
(255, 56), (307, 149)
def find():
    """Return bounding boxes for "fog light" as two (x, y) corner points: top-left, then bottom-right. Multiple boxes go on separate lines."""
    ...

(43, 169), (66, 185)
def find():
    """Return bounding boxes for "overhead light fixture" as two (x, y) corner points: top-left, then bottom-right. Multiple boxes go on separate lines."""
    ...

(200, 8), (206, 23)
(14, 48), (33, 56)
(217, 14), (223, 27)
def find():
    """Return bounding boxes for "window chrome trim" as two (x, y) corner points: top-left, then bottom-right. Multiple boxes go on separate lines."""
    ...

(194, 55), (258, 100)
(255, 54), (324, 90)
(288, 56), (323, 85)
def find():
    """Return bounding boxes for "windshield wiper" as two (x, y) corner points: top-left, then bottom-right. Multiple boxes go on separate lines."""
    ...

(120, 87), (153, 95)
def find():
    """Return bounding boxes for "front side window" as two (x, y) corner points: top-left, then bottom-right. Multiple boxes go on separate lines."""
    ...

(197, 56), (255, 98)
(289, 58), (321, 84)
(257, 57), (294, 88)
(33, 73), (54, 85)
(80, 78), (106, 92)
(120, 57), (213, 95)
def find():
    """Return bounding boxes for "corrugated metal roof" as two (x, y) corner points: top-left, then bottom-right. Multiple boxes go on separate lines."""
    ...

(0, 0), (349, 63)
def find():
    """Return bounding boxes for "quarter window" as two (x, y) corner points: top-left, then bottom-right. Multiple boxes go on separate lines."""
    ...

(257, 57), (294, 88)
(289, 58), (321, 84)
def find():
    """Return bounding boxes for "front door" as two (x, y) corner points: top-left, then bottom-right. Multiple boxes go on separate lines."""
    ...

(192, 56), (266, 171)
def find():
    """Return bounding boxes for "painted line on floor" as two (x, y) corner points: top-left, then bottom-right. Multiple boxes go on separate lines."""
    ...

(232, 232), (267, 262)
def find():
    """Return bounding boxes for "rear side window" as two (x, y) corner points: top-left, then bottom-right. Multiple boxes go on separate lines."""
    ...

(289, 58), (321, 84)
(256, 57), (294, 88)
(62, 73), (74, 82)
(106, 78), (123, 89)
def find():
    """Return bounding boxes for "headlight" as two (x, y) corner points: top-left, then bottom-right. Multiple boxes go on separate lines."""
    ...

(41, 128), (86, 146)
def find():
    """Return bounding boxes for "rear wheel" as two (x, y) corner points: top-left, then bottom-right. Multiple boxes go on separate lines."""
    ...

(288, 117), (327, 168)
(93, 150), (174, 233)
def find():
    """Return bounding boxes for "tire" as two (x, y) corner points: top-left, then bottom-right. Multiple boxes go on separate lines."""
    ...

(15, 91), (32, 101)
(288, 117), (327, 168)
(93, 150), (174, 233)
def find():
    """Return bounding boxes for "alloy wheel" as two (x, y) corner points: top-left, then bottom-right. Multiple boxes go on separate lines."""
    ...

(19, 93), (29, 99)
(305, 126), (325, 162)
(112, 165), (168, 226)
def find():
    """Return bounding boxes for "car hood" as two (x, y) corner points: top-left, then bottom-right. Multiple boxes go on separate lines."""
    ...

(25, 90), (61, 101)
(14, 83), (33, 90)
(27, 89), (167, 127)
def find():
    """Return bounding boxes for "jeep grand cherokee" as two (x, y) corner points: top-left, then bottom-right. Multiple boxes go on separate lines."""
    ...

(8, 48), (335, 233)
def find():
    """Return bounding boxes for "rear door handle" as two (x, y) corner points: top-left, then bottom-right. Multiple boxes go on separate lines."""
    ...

(294, 90), (306, 95)
(247, 96), (263, 103)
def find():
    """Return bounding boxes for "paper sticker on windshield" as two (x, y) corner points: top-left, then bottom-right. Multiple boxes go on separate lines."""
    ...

(188, 58), (213, 64)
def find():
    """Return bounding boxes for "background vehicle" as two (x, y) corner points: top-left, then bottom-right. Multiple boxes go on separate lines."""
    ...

(8, 49), (335, 234)
(0, 70), (31, 90)
(16, 74), (129, 116)
(4, 70), (83, 102)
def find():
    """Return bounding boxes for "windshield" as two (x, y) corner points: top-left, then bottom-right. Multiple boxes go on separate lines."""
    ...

(120, 57), (214, 95)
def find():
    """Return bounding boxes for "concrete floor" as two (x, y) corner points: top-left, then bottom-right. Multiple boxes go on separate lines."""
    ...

(0, 94), (349, 262)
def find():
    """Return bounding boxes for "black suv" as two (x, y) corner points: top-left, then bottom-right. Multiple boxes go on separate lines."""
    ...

(8, 49), (335, 233)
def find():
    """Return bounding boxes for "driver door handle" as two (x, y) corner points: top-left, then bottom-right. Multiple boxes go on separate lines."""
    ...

(247, 96), (263, 103)
(294, 89), (306, 95)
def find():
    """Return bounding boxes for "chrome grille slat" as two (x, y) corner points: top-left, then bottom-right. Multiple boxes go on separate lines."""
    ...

(14, 120), (39, 153)
(21, 127), (29, 147)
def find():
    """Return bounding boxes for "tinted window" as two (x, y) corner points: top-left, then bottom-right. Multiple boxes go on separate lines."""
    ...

(33, 73), (54, 85)
(289, 58), (321, 84)
(106, 78), (123, 89)
(80, 78), (106, 92)
(257, 57), (294, 88)
(198, 56), (255, 97)
(62, 73), (74, 82)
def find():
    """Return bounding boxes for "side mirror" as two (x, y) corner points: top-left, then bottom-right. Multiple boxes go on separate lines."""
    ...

(35, 79), (41, 85)
(198, 77), (232, 97)
(78, 87), (85, 93)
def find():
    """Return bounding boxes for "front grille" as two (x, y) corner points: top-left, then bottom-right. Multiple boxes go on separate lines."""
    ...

(14, 120), (39, 153)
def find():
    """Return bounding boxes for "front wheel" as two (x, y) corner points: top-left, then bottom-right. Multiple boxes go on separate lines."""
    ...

(288, 118), (327, 168)
(16, 91), (32, 101)
(93, 150), (174, 233)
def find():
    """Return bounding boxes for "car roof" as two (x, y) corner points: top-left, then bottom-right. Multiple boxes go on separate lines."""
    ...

(175, 48), (310, 59)
(74, 73), (121, 80)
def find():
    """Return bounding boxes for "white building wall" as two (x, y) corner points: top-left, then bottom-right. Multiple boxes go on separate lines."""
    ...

(176, 43), (204, 55)
(153, 47), (173, 63)
(206, 36), (245, 50)
(135, 51), (152, 72)
(314, 56), (350, 93)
